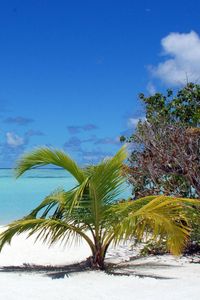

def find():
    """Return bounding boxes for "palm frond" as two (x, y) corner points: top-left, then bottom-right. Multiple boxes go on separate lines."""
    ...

(86, 146), (127, 228)
(15, 147), (85, 183)
(110, 196), (199, 255)
(26, 184), (91, 223)
(0, 218), (94, 252)
(89, 146), (127, 204)
(28, 189), (67, 218)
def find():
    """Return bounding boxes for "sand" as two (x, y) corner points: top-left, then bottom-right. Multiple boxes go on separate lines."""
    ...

(0, 227), (200, 300)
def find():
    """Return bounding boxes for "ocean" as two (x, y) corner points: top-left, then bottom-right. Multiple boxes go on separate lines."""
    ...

(0, 169), (131, 224)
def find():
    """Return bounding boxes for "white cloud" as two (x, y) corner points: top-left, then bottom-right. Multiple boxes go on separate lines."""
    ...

(6, 132), (24, 147)
(127, 117), (146, 128)
(151, 31), (200, 85)
(146, 82), (156, 95)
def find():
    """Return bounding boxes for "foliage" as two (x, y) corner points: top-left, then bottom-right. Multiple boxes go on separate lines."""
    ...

(140, 240), (167, 256)
(121, 83), (200, 251)
(139, 82), (200, 127)
(0, 147), (198, 269)
(121, 82), (200, 200)
(124, 124), (200, 199)
(187, 207), (200, 248)
(140, 208), (200, 256)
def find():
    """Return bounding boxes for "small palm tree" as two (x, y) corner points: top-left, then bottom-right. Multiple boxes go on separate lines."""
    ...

(0, 146), (197, 269)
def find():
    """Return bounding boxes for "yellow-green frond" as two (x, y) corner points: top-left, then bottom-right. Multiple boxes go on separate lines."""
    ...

(110, 196), (199, 255)
(15, 147), (85, 183)
(0, 218), (94, 252)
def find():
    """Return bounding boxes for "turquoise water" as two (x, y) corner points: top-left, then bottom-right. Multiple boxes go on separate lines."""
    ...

(0, 169), (131, 224)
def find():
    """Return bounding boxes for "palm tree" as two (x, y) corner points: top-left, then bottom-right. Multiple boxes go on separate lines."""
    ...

(0, 146), (197, 269)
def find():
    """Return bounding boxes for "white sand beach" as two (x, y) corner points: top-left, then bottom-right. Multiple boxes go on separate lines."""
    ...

(0, 228), (200, 300)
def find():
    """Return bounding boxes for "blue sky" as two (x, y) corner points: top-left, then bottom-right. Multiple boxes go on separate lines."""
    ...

(0, 0), (200, 167)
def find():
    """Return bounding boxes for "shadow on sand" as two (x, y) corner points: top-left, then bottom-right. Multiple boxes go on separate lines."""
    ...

(0, 261), (90, 279)
(0, 257), (180, 280)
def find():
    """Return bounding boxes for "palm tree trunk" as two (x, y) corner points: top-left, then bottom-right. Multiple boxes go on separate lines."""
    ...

(88, 238), (113, 270)
(88, 245), (106, 270)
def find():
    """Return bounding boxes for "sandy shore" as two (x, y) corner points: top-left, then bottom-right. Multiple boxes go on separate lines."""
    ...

(0, 228), (200, 300)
